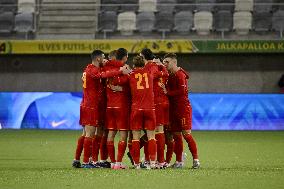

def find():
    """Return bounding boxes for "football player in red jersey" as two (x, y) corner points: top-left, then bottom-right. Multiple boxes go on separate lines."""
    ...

(163, 53), (200, 169)
(139, 49), (169, 168)
(104, 48), (131, 169)
(97, 50), (118, 168)
(125, 55), (166, 169)
(72, 50), (130, 168)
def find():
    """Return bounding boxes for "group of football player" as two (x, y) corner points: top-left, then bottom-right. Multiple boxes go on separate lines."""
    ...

(72, 47), (200, 169)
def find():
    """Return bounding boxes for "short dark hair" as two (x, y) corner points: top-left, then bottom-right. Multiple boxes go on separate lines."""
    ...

(141, 48), (154, 60)
(153, 55), (162, 61)
(116, 48), (128, 60)
(164, 53), (177, 60)
(91, 50), (104, 60)
(133, 55), (145, 68)
(108, 50), (117, 59)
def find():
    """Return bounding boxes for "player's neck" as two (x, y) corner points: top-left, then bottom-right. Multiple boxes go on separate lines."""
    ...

(92, 61), (100, 67)
(172, 66), (180, 74)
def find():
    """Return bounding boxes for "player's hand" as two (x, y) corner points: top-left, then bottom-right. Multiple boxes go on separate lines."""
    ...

(109, 84), (123, 92)
(159, 82), (167, 94)
(153, 58), (163, 66)
(120, 65), (132, 75)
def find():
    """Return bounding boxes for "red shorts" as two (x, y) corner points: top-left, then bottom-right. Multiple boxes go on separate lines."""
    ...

(130, 109), (156, 131)
(79, 105), (102, 127)
(106, 107), (129, 130)
(169, 105), (192, 132)
(155, 103), (169, 126)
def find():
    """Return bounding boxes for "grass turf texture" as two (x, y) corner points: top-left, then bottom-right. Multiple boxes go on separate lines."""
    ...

(0, 130), (283, 189)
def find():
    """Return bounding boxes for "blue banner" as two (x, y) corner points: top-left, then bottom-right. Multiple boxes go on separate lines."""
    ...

(0, 92), (283, 130)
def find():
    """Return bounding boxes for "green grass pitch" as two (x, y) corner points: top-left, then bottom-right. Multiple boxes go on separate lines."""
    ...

(0, 130), (283, 189)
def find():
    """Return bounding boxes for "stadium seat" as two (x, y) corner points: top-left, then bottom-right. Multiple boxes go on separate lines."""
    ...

(175, 0), (195, 12)
(14, 12), (34, 38)
(101, 0), (119, 12)
(214, 10), (233, 37)
(253, 11), (272, 32)
(137, 11), (155, 33)
(0, 0), (17, 12)
(139, 0), (157, 12)
(233, 11), (252, 35)
(18, 0), (35, 13)
(272, 0), (284, 12)
(216, 0), (234, 11)
(99, 11), (117, 38)
(195, 0), (216, 12)
(155, 11), (174, 38)
(174, 11), (193, 33)
(157, 0), (176, 13)
(253, 0), (273, 13)
(0, 11), (14, 33)
(272, 10), (284, 37)
(120, 0), (139, 12)
(193, 11), (213, 35)
(117, 11), (136, 35)
(235, 0), (253, 12)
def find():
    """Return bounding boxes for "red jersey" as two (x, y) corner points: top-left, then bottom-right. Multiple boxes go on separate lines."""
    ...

(167, 68), (191, 109)
(145, 62), (169, 105)
(81, 64), (105, 108)
(128, 64), (166, 110)
(81, 63), (123, 108)
(129, 67), (155, 110)
(104, 60), (130, 108)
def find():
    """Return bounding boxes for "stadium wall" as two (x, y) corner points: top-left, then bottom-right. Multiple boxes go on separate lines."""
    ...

(0, 53), (284, 93)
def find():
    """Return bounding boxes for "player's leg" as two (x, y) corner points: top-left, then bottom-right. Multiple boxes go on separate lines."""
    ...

(155, 103), (168, 167)
(98, 129), (110, 168)
(155, 125), (165, 168)
(127, 131), (134, 165)
(146, 129), (156, 169)
(172, 131), (184, 168)
(132, 130), (141, 169)
(165, 130), (174, 166)
(145, 109), (157, 169)
(182, 129), (200, 169)
(140, 133), (149, 164)
(100, 129), (108, 161)
(107, 129), (117, 168)
(113, 108), (129, 169)
(130, 110), (143, 169)
(82, 125), (97, 168)
(181, 106), (200, 169)
(114, 130), (128, 169)
(72, 127), (86, 168)
(105, 108), (117, 168)
(91, 125), (104, 166)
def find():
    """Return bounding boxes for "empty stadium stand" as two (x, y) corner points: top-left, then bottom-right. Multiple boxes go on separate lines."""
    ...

(1, 0), (284, 39)
(37, 0), (99, 39)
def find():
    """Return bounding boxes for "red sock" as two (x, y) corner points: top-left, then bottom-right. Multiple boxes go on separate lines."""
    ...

(92, 136), (101, 162)
(117, 141), (127, 162)
(147, 139), (157, 162)
(166, 139), (174, 163)
(183, 133), (199, 159)
(132, 140), (140, 165)
(83, 137), (92, 164)
(75, 135), (85, 161)
(107, 141), (116, 163)
(155, 133), (165, 163)
(173, 134), (183, 162)
(100, 136), (108, 161)
(140, 134), (148, 149)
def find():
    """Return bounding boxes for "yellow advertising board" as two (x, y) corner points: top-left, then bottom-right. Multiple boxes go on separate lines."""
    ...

(0, 40), (198, 54)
